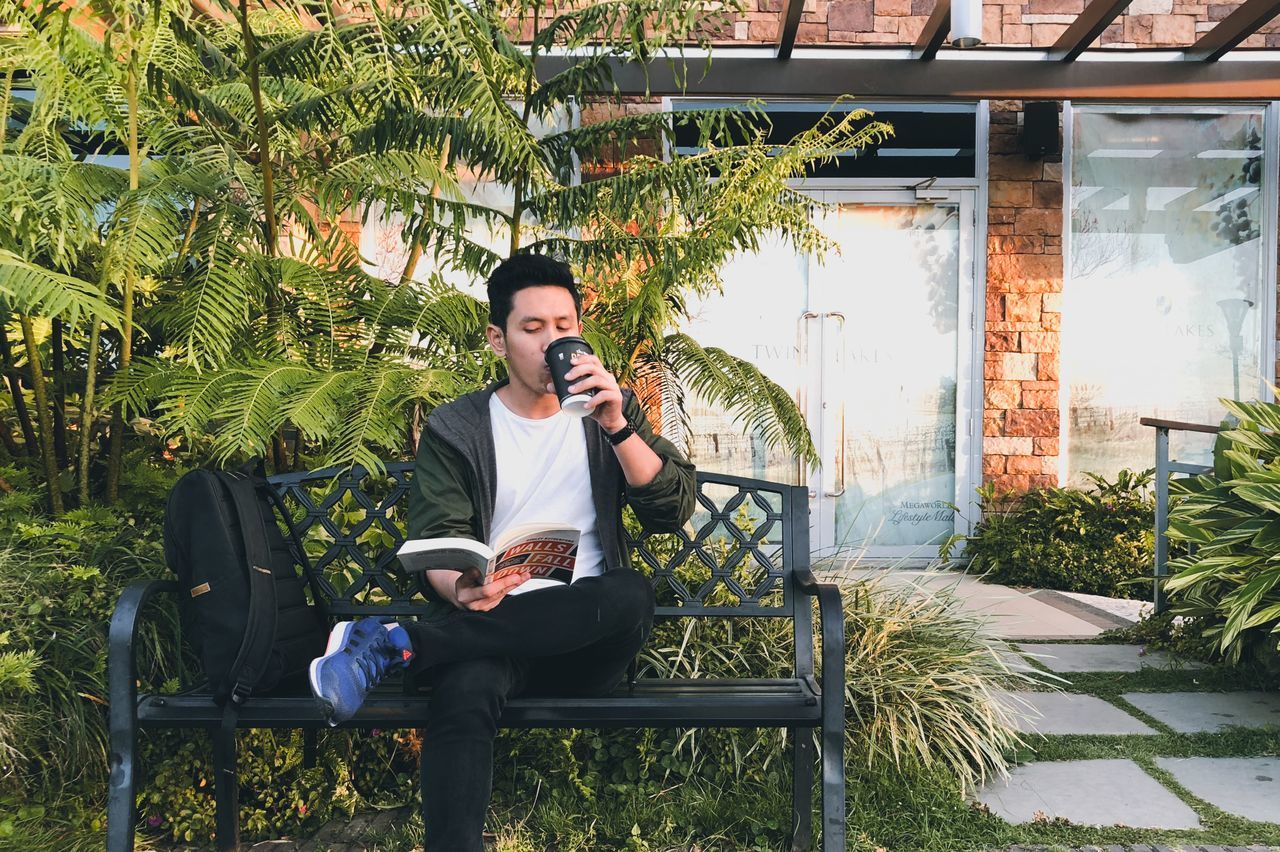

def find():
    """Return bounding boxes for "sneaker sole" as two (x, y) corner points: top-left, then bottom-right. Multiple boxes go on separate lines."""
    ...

(310, 621), (357, 726)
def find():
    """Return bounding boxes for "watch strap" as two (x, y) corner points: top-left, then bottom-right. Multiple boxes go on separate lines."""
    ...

(605, 422), (635, 446)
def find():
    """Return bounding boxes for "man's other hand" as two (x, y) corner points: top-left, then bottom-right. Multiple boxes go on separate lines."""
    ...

(552, 351), (626, 433)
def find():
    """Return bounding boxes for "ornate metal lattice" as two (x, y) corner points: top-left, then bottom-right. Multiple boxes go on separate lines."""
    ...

(269, 464), (803, 618)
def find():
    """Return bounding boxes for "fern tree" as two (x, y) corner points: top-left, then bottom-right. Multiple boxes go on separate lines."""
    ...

(0, 0), (134, 512)
(9, 0), (891, 491)
(122, 0), (889, 472)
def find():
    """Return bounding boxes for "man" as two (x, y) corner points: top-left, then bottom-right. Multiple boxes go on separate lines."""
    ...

(309, 252), (696, 851)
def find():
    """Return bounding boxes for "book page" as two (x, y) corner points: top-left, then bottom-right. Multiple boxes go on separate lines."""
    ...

(396, 537), (493, 574)
(489, 527), (579, 584)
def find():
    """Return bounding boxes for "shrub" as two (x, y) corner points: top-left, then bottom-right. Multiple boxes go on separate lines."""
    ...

(138, 729), (356, 844)
(943, 469), (1155, 599)
(1163, 400), (1280, 670)
(0, 458), (182, 847)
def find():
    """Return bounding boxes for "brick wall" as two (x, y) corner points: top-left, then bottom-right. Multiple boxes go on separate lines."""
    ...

(712, 0), (1280, 47)
(983, 100), (1063, 493)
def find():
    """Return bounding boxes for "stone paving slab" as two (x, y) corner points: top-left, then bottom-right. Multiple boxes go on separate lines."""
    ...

(1121, 691), (1280, 733)
(834, 569), (1107, 639)
(1156, 757), (1280, 824)
(996, 644), (1041, 674)
(976, 759), (1201, 829)
(996, 690), (1157, 735)
(1015, 643), (1207, 673)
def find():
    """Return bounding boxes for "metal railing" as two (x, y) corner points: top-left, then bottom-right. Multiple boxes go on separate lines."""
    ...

(1140, 417), (1219, 614)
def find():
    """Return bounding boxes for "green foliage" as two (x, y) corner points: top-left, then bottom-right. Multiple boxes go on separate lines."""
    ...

(138, 730), (354, 845)
(843, 573), (1033, 791)
(2, 0), (895, 492)
(0, 459), (181, 842)
(943, 469), (1155, 599)
(1162, 399), (1280, 669)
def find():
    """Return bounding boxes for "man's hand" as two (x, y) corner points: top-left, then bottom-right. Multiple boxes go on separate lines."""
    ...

(425, 567), (531, 611)
(454, 569), (531, 612)
(548, 351), (626, 433)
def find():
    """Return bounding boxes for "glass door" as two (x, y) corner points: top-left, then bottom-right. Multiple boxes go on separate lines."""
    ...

(680, 189), (977, 564)
(807, 190), (976, 563)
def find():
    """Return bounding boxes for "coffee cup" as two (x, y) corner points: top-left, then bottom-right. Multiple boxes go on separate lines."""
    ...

(545, 336), (595, 418)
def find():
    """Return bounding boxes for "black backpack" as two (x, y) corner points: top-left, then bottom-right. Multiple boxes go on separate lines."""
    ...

(163, 460), (327, 709)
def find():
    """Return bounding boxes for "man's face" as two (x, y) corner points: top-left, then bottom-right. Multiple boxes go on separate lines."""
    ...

(487, 285), (581, 397)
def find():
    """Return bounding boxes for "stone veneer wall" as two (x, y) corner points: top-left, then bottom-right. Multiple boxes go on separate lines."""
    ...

(713, 0), (1280, 47)
(983, 100), (1063, 493)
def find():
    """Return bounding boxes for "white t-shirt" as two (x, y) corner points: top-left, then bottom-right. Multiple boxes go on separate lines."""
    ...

(489, 393), (603, 595)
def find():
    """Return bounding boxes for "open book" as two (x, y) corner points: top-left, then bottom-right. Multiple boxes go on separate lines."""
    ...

(396, 522), (579, 585)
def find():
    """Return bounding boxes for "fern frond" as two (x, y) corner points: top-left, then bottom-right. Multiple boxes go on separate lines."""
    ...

(0, 249), (122, 328)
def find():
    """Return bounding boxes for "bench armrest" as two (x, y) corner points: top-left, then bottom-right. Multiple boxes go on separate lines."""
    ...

(792, 567), (845, 718)
(109, 579), (179, 715)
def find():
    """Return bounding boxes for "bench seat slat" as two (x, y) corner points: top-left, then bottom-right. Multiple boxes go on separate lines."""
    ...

(136, 678), (823, 729)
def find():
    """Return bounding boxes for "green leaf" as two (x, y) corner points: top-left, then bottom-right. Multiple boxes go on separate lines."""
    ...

(0, 250), (123, 328)
(1231, 482), (1280, 517)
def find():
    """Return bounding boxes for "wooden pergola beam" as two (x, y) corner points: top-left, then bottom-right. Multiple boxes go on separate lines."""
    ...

(1186, 0), (1280, 61)
(913, 0), (951, 61)
(777, 0), (805, 60)
(538, 52), (1280, 99)
(1048, 0), (1132, 61)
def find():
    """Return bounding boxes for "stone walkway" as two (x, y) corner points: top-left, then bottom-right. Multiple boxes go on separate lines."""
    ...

(977, 642), (1280, 834)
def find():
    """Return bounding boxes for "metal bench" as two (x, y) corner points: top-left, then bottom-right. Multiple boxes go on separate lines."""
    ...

(107, 466), (846, 851)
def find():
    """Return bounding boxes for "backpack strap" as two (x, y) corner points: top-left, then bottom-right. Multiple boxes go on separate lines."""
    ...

(215, 470), (279, 707)
(253, 459), (332, 623)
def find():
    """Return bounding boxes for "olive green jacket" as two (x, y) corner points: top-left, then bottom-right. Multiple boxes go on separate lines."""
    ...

(406, 381), (696, 609)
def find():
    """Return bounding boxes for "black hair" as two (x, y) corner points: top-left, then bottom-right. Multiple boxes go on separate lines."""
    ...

(486, 253), (582, 330)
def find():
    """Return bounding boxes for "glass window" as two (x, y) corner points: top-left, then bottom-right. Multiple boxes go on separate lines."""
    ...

(1065, 105), (1272, 482)
(670, 100), (977, 179)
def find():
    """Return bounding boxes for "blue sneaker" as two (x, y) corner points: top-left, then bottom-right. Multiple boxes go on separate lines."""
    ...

(309, 619), (415, 724)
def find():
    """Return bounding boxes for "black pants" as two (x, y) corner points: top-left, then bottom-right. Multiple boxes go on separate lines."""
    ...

(402, 568), (656, 852)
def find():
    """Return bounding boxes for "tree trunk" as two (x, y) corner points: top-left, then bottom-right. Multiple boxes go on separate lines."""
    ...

(105, 407), (125, 502)
(78, 319), (104, 505)
(107, 60), (142, 503)
(405, 401), (422, 456)
(271, 429), (287, 473)
(0, 416), (21, 458)
(398, 136), (451, 286)
(20, 315), (63, 515)
(508, 10), (539, 258)
(51, 318), (68, 469)
(0, 323), (38, 456)
(240, 0), (279, 257)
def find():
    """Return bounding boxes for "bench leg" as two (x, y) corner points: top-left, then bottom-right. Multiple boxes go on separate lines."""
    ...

(789, 727), (814, 851)
(303, 729), (318, 769)
(212, 723), (240, 851)
(820, 714), (845, 852)
(106, 713), (137, 852)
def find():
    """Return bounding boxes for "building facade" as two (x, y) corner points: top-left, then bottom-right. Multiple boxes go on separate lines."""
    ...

(361, 1), (1280, 563)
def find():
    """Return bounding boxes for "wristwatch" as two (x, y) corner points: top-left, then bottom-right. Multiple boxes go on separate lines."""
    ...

(604, 421), (635, 446)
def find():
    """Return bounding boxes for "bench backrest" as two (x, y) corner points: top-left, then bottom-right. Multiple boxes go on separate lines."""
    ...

(268, 465), (810, 623)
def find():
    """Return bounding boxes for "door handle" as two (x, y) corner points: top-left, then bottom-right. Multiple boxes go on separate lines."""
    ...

(822, 311), (846, 498)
